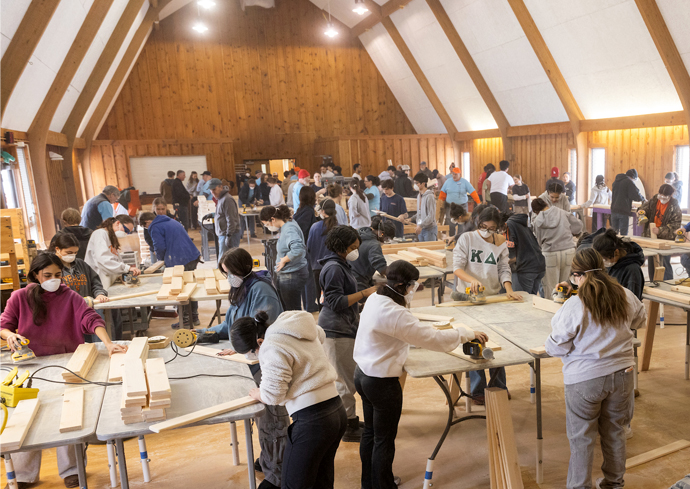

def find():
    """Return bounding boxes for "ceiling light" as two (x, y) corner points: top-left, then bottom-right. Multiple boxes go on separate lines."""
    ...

(353, 0), (369, 15)
(193, 22), (209, 33)
(324, 23), (338, 37)
(197, 0), (216, 8)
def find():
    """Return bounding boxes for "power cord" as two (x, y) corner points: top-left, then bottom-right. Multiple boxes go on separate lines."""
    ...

(164, 338), (198, 364)
(27, 365), (122, 388)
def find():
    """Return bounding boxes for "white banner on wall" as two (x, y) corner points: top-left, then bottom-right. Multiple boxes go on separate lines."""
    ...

(129, 155), (208, 195)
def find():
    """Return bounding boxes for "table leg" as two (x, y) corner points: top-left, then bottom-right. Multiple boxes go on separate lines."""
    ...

(115, 438), (130, 489)
(243, 215), (251, 247)
(686, 311), (690, 380)
(106, 440), (118, 487)
(529, 366), (535, 405)
(465, 373), (472, 413)
(230, 421), (240, 466)
(4, 454), (17, 489)
(75, 443), (88, 489)
(641, 301), (660, 372)
(430, 278), (436, 306)
(535, 359), (543, 484)
(216, 300), (222, 325)
(244, 419), (256, 489)
(138, 436), (151, 482)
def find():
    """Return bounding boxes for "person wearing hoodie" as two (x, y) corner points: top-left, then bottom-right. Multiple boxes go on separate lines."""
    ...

(326, 183), (349, 226)
(260, 205), (309, 311)
(239, 177), (262, 238)
(531, 198), (583, 296)
(348, 179), (372, 229)
(307, 199), (340, 310)
(60, 208), (93, 260)
(231, 310), (346, 489)
(505, 212), (546, 295)
(84, 216), (140, 290)
(611, 171), (646, 235)
(582, 175), (612, 231)
(80, 185), (121, 230)
(394, 169), (417, 198)
(591, 229), (645, 300)
(160, 171), (175, 205)
(1, 253), (126, 489)
(545, 248), (646, 489)
(665, 172), (683, 202)
(545, 166), (565, 192)
(294, 187), (321, 313)
(537, 182), (571, 212)
(318, 226), (378, 443)
(413, 172), (437, 242)
(563, 172), (577, 205)
(638, 184), (681, 281)
(49, 232), (108, 305)
(452, 206), (522, 402)
(355, 260), (482, 489)
(209, 178), (241, 262)
(351, 216), (396, 292)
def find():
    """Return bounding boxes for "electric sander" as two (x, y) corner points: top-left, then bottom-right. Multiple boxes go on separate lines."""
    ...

(676, 229), (687, 244)
(11, 339), (36, 364)
(121, 271), (140, 287)
(462, 339), (494, 360)
(554, 285), (577, 304)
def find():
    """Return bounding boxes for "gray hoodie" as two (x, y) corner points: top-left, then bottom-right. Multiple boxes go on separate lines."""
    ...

(545, 288), (646, 384)
(417, 189), (436, 229)
(214, 189), (240, 237)
(537, 190), (571, 212)
(532, 206), (582, 252)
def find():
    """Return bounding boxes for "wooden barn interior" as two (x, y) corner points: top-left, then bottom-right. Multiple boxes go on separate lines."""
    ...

(1, 0), (690, 488)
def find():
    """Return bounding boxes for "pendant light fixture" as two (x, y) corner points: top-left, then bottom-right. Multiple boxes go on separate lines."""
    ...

(324, 0), (338, 38)
(353, 0), (369, 15)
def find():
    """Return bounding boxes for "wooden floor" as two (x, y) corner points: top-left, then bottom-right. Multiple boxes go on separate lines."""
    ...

(3, 228), (690, 488)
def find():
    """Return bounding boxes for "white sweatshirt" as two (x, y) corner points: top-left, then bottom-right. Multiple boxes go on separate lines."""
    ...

(354, 293), (475, 378)
(84, 229), (130, 289)
(545, 288), (646, 384)
(582, 185), (611, 208)
(269, 185), (285, 206)
(259, 311), (339, 415)
(453, 230), (511, 296)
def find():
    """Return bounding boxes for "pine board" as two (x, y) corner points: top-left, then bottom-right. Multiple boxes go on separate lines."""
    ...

(213, 268), (225, 281)
(143, 260), (165, 274)
(163, 267), (174, 284)
(204, 278), (218, 294)
(182, 271), (195, 283)
(185, 344), (259, 365)
(170, 276), (183, 294)
(59, 387), (84, 433)
(217, 279), (231, 294)
(145, 357), (171, 398)
(123, 361), (148, 397)
(172, 265), (184, 277)
(108, 352), (126, 382)
(532, 296), (562, 314)
(157, 284), (173, 300)
(669, 285), (690, 295)
(643, 287), (690, 305)
(412, 312), (455, 323)
(149, 396), (258, 433)
(177, 282), (197, 301)
(62, 343), (97, 381)
(1, 398), (41, 451)
(626, 440), (690, 469)
(436, 295), (518, 308)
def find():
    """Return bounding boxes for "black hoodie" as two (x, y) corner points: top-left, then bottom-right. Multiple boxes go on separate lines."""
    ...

(611, 173), (645, 215)
(351, 227), (387, 290)
(63, 225), (92, 260)
(505, 213), (545, 274)
(394, 171), (417, 198)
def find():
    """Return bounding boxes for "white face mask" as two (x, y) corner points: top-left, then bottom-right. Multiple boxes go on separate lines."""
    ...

(40, 278), (61, 292)
(603, 259), (615, 268)
(450, 218), (458, 224)
(60, 253), (77, 263)
(478, 229), (494, 238)
(245, 351), (259, 362)
(346, 249), (360, 261)
(413, 184), (420, 192)
(266, 225), (280, 232)
(228, 274), (244, 288)
(115, 230), (128, 238)
(658, 195), (670, 204)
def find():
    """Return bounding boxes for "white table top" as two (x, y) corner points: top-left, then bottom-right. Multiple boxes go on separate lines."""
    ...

(95, 275), (183, 310)
(0, 344), (111, 454)
(96, 344), (264, 441)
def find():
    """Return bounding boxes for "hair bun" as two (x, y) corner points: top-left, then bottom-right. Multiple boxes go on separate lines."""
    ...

(254, 311), (269, 325)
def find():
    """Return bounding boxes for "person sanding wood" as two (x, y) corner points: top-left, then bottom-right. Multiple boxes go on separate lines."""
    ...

(452, 205), (521, 404)
(545, 248), (646, 489)
(637, 183), (681, 281)
(0, 253), (126, 489)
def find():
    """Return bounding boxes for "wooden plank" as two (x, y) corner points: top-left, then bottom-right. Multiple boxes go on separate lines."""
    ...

(172, 265), (184, 277)
(436, 295), (520, 308)
(213, 268), (225, 281)
(625, 440), (690, 469)
(108, 352), (126, 382)
(108, 290), (158, 302)
(0, 398), (41, 451)
(487, 388), (524, 488)
(177, 282), (197, 301)
(670, 285), (690, 295)
(532, 296), (562, 314)
(123, 361), (148, 398)
(163, 267), (174, 284)
(169, 276), (183, 295)
(412, 312), (455, 323)
(205, 278), (218, 295)
(182, 271), (195, 283)
(157, 284), (173, 300)
(63, 343), (98, 380)
(641, 301), (659, 372)
(217, 279), (231, 294)
(145, 357), (171, 398)
(144, 260), (165, 274)
(626, 236), (671, 249)
(149, 396), (258, 433)
(185, 344), (259, 365)
(643, 287), (690, 305)
(59, 387), (85, 433)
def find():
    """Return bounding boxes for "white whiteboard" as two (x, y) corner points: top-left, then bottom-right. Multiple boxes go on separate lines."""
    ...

(129, 155), (208, 195)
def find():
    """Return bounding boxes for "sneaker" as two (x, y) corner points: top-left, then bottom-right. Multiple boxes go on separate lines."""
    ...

(171, 322), (181, 330)
(5, 483), (33, 489)
(342, 416), (363, 442)
(193, 318), (201, 326)
(625, 424), (633, 439)
(64, 475), (79, 488)
(254, 458), (263, 472)
(472, 395), (485, 406)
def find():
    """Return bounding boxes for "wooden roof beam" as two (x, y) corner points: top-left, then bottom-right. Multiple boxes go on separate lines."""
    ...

(634, 0), (690, 129)
(352, 0), (414, 37)
(1, 0), (61, 120)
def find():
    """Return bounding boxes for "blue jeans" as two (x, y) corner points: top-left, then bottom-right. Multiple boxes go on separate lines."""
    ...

(419, 224), (438, 242)
(611, 213), (630, 236)
(470, 367), (507, 397)
(512, 271), (545, 295)
(648, 254), (673, 281)
(681, 254), (690, 277)
(276, 265), (309, 311)
(217, 230), (242, 264)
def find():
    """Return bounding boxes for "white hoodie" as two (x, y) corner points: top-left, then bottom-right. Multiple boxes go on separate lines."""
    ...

(84, 228), (130, 289)
(259, 311), (339, 415)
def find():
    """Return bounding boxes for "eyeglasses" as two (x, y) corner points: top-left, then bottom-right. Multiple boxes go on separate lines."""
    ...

(570, 268), (603, 279)
(478, 225), (497, 232)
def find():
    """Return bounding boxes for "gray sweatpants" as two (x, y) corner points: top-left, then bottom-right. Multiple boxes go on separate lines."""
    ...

(323, 337), (357, 419)
(564, 368), (633, 489)
(12, 445), (83, 483)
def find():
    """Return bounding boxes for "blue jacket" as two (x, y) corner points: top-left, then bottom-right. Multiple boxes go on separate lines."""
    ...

(276, 221), (308, 273)
(80, 193), (112, 230)
(306, 220), (330, 270)
(148, 215), (200, 267)
(317, 253), (359, 339)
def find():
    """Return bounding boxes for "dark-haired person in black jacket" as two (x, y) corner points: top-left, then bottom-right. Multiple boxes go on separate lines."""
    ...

(351, 216), (396, 292)
(591, 228), (645, 300)
(505, 212), (546, 295)
(611, 172), (646, 235)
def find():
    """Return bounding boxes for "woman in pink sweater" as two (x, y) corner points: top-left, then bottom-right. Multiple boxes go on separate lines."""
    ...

(0, 253), (126, 488)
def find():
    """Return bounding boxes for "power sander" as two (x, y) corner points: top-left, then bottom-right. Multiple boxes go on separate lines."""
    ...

(462, 339), (494, 360)
(676, 229), (687, 244)
(172, 329), (220, 348)
(554, 285), (577, 304)
(637, 210), (649, 226)
(11, 338), (36, 364)
(465, 286), (486, 304)
(121, 271), (140, 287)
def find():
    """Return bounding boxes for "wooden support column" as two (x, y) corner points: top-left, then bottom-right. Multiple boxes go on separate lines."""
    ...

(352, 0), (415, 37)
(1, 0), (61, 119)
(27, 0), (114, 231)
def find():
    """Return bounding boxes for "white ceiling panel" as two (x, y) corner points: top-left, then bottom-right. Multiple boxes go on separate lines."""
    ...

(440, 0), (568, 126)
(390, 0), (496, 131)
(78, 1), (150, 138)
(1, 33), (10, 58)
(359, 22), (445, 134)
(525, 0), (683, 119)
(309, 0), (376, 28)
(50, 85), (81, 133)
(657, 0), (690, 75)
(1, 0), (32, 44)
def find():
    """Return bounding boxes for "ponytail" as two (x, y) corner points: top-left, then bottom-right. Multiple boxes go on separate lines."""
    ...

(350, 180), (366, 202)
(97, 217), (121, 250)
(259, 204), (292, 223)
(230, 311), (270, 354)
(592, 228), (631, 259)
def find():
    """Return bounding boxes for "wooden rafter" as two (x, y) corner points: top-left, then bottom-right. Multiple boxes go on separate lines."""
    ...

(634, 0), (690, 127)
(0, 0), (61, 119)
(426, 0), (512, 159)
(352, 0), (414, 37)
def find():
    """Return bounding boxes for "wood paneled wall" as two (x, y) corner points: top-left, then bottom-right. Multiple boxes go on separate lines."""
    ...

(95, 0), (414, 180)
(89, 140), (236, 195)
(45, 145), (79, 223)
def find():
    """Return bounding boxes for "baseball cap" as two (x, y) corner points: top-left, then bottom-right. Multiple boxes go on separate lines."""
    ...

(551, 166), (559, 178)
(452, 167), (461, 174)
(420, 161), (427, 166)
(402, 165), (410, 171)
(201, 171), (211, 176)
(298, 169), (310, 179)
(207, 178), (223, 189)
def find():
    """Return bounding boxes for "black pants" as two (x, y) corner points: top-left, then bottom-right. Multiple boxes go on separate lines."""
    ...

(490, 192), (508, 213)
(191, 197), (198, 229)
(313, 269), (322, 311)
(177, 204), (190, 231)
(354, 366), (403, 489)
(282, 396), (347, 489)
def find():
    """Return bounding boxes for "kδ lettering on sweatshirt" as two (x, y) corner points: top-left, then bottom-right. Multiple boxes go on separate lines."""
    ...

(453, 230), (512, 296)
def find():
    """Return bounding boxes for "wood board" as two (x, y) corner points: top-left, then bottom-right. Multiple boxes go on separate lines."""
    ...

(170, 276), (183, 294)
(204, 278), (218, 295)
(436, 295), (519, 308)
(143, 261), (165, 274)
(123, 361), (148, 397)
(1, 398), (41, 451)
(177, 282), (197, 301)
(108, 352), (126, 382)
(157, 284), (173, 300)
(62, 343), (98, 382)
(172, 265), (184, 277)
(532, 296), (563, 314)
(163, 267), (174, 284)
(149, 396), (258, 433)
(59, 387), (84, 433)
(185, 344), (259, 365)
(217, 279), (230, 294)
(643, 286), (690, 305)
(626, 236), (671, 249)
(486, 388), (524, 488)
(670, 285), (690, 295)
(145, 357), (171, 399)
(182, 271), (195, 283)
(625, 440), (690, 469)
(412, 312), (455, 323)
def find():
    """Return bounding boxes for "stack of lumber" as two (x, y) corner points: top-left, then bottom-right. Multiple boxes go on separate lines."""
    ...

(143, 358), (171, 422)
(408, 248), (446, 267)
(193, 268), (230, 295)
(485, 388), (524, 489)
(158, 265), (199, 300)
(382, 240), (446, 255)
(62, 343), (98, 382)
(625, 236), (671, 250)
(0, 398), (41, 451)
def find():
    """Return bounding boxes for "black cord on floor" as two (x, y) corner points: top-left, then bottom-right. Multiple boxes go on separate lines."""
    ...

(168, 373), (254, 381)
(27, 365), (122, 387)
(164, 340), (197, 364)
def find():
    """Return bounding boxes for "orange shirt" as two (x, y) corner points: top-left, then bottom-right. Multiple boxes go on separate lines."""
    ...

(654, 200), (669, 228)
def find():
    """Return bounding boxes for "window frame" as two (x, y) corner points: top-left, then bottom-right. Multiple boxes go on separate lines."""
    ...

(590, 147), (606, 191)
(674, 144), (690, 210)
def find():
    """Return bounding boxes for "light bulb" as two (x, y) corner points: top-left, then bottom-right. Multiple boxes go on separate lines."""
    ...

(353, 6), (369, 15)
(193, 22), (209, 33)
(324, 23), (338, 38)
(197, 0), (216, 8)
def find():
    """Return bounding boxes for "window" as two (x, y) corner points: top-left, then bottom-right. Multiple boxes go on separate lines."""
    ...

(568, 148), (577, 189)
(15, 147), (40, 242)
(675, 145), (690, 209)
(462, 152), (470, 181)
(590, 148), (606, 189)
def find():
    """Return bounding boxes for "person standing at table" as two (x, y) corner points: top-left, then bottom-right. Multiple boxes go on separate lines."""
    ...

(348, 179), (371, 229)
(1, 253), (126, 489)
(509, 174), (531, 215)
(545, 167), (565, 192)
(380, 179), (408, 238)
(294, 187), (321, 313)
(307, 199), (339, 310)
(545, 248), (646, 489)
(171, 170), (191, 230)
(481, 164), (495, 205)
(355, 260), (482, 489)
(268, 177), (285, 206)
(638, 184), (680, 281)
(210, 178), (241, 262)
(326, 184), (349, 226)
(505, 212), (545, 295)
(351, 216), (396, 292)
(592, 229), (645, 300)
(239, 177), (263, 239)
(187, 171), (200, 230)
(49, 232), (108, 305)
(260, 205), (309, 311)
(582, 175), (612, 230)
(197, 170), (213, 199)
(363, 175), (381, 217)
(413, 172), (437, 242)
(485, 160), (512, 213)
(563, 172), (577, 205)
(538, 182), (571, 212)
(611, 171), (646, 236)
(292, 169), (311, 212)
(80, 185), (121, 231)
(439, 167), (480, 236)
(318, 225), (378, 442)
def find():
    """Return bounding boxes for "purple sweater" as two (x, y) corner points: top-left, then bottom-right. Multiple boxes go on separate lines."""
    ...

(0, 284), (104, 357)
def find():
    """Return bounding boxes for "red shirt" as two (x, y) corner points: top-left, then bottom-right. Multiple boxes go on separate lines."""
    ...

(654, 200), (669, 228)
(477, 172), (488, 195)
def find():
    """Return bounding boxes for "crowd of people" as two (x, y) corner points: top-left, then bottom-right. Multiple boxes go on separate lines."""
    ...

(2, 157), (686, 489)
